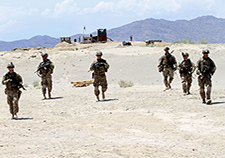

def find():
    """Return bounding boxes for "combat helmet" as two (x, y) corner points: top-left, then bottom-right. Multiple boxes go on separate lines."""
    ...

(202, 49), (210, 54)
(164, 47), (170, 51)
(182, 52), (189, 57)
(41, 53), (48, 57)
(96, 51), (103, 56)
(7, 62), (15, 68)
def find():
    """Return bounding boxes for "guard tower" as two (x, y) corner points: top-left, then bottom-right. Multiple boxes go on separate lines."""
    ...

(60, 37), (71, 44)
(97, 29), (107, 42)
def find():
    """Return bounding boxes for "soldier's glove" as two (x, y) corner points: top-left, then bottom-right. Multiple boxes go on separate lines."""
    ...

(7, 79), (13, 82)
(196, 70), (200, 75)
(99, 63), (105, 66)
(3, 79), (12, 84)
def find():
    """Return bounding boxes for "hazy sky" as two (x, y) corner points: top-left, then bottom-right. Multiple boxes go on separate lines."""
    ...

(0, 0), (224, 41)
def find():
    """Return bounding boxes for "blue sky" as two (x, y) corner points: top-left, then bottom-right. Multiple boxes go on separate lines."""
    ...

(0, 0), (224, 41)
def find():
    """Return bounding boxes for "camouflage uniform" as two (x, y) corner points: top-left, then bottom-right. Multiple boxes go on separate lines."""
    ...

(178, 54), (196, 95)
(90, 52), (109, 101)
(2, 70), (23, 119)
(37, 58), (54, 99)
(196, 50), (216, 104)
(158, 48), (177, 90)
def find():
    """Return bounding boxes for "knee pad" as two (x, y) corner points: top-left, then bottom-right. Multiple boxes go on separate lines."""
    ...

(102, 87), (107, 93)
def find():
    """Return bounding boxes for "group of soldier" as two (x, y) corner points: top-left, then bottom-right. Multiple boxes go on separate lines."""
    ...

(1, 51), (109, 119)
(2, 53), (55, 119)
(1, 46), (216, 119)
(158, 47), (216, 105)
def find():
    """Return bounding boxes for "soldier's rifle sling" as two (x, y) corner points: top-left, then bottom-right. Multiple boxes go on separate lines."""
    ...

(88, 62), (104, 72)
(7, 74), (26, 91)
(199, 66), (211, 85)
(34, 60), (51, 73)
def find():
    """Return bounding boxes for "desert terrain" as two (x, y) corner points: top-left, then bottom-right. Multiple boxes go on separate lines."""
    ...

(0, 41), (225, 158)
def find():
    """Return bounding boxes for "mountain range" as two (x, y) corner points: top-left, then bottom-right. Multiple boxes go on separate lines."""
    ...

(107, 15), (225, 43)
(1, 15), (225, 51)
(0, 35), (60, 51)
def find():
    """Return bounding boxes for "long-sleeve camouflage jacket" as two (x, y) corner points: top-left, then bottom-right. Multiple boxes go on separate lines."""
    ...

(158, 53), (177, 70)
(2, 72), (23, 91)
(38, 59), (54, 77)
(90, 58), (109, 76)
(196, 57), (216, 76)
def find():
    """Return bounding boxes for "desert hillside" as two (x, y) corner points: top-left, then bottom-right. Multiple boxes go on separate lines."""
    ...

(0, 41), (225, 157)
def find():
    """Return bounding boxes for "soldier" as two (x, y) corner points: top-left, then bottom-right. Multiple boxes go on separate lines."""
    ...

(178, 52), (196, 95)
(89, 51), (109, 101)
(158, 47), (177, 90)
(130, 35), (133, 41)
(196, 50), (216, 104)
(37, 53), (54, 99)
(2, 62), (23, 119)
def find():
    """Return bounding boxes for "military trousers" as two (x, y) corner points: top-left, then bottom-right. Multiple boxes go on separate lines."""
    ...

(198, 76), (212, 100)
(180, 74), (192, 93)
(162, 67), (174, 87)
(93, 74), (107, 96)
(6, 90), (21, 115)
(41, 75), (52, 95)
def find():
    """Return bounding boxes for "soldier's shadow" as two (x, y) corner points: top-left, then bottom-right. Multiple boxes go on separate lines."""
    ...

(211, 102), (225, 105)
(14, 118), (33, 120)
(98, 98), (119, 102)
(47, 97), (63, 100)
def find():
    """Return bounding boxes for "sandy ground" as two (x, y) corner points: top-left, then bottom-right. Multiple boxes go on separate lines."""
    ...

(0, 41), (225, 158)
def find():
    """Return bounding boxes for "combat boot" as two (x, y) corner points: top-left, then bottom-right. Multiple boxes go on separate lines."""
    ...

(164, 86), (170, 91)
(206, 99), (211, 105)
(102, 93), (105, 100)
(14, 114), (18, 119)
(96, 95), (100, 101)
(48, 92), (51, 99)
(43, 95), (47, 100)
(202, 98), (206, 104)
(183, 89), (187, 96)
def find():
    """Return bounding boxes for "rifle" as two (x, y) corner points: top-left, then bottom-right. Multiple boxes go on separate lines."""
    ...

(198, 66), (211, 85)
(88, 62), (105, 72)
(158, 64), (164, 72)
(200, 66), (211, 81)
(35, 60), (51, 74)
(166, 50), (176, 70)
(14, 81), (26, 91)
(158, 50), (175, 72)
(7, 73), (26, 91)
(180, 66), (188, 74)
(179, 65), (193, 75)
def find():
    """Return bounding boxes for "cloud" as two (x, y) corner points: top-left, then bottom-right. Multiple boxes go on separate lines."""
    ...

(115, 0), (137, 15)
(0, 20), (17, 32)
(79, 0), (181, 17)
(52, 0), (80, 17)
(41, 0), (81, 18)
(41, 9), (51, 17)
(205, 0), (215, 9)
(119, 0), (181, 15)
(79, 1), (115, 14)
(0, 5), (39, 34)
(93, 1), (115, 13)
